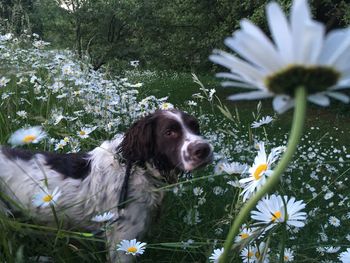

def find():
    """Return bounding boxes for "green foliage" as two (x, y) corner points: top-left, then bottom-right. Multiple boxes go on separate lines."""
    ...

(0, 0), (32, 34)
(2, 0), (350, 71)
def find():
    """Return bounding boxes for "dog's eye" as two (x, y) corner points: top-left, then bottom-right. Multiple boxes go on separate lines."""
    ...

(165, 130), (178, 138)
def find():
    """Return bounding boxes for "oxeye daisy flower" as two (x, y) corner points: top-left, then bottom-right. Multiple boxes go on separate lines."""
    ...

(339, 248), (350, 263)
(322, 246), (341, 254)
(32, 187), (61, 208)
(235, 224), (256, 243)
(240, 242), (269, 263)
(159, 102), (174, 110)
(251, 194), (307, 230)
(222, 161), (247, 175)
(116, 239), (146, 256)
(239, 143), (285, 201)
(328, 216), (341, 227)
(91, 211), (115, 223)
(8, 126), (47, 146)
(251, 116), (273, 128)
(283, 248), (295, 262)
(54, 139), (68, 151)
(0, 76), (10, 87)
(209, 247), (224, 263)
(77, 126), (97, 139)
(210, 0), (350, 113)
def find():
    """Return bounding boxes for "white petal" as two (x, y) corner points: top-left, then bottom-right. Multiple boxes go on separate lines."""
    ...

(321, 28), (350, 67)
(296, 21), (325, 64)
(291, 0), (325, 64)
(291, 0), (312, 28)
(240, 19), (280, 55)
(216, 72), (245, 81)
(221, 81), (254, 88)
(333, 78), (350, 90)
(326, 91), (350, 103)
(307, 93), (330, 106)
(272, 95), (295, 114)
(291, 0), (312, 48)
(266, 2), (293, 63)
(216, 72), (258, 89)
(225, 31), (282, 72)
(227, 91), (273, 101)
(210, 50), (264, 84)
(235, 19), (283, 70)
(319, 28), (350, 66)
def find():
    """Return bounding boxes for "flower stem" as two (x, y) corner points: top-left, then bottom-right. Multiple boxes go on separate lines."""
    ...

(219, 86), (307, 262)
(279, 222), (287, 263)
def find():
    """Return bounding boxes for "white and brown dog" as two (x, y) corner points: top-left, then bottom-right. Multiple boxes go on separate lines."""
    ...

(0, 109), (213, 262)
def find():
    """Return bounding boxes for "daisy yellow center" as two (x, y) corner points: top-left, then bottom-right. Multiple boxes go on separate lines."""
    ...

(255, 252), (261, 258)
(284, 255), (289, 260)
(42, 194), (53, 202)
(247, 251), (254, 258)
(23, 135), (36, 143)
(127, 246), (137, 253)
(271, 210), (282, 222)
(240, 233), (249, 239)
(79, 130), (86, 136)
(253, 164), (268, 180)
(265, 65), (340, 96)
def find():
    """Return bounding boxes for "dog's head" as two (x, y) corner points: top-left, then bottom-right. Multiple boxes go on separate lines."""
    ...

(118, 109), (213, 181)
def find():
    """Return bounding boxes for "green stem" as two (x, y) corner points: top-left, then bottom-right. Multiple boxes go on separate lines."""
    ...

(279, 222), (287, 263)
(219, 86), (307, 262)
(279, 196), (289, 263)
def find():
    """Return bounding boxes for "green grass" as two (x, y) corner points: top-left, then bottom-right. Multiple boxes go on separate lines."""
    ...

(1, 39), (350, 262)
(128, 72), (350, 262)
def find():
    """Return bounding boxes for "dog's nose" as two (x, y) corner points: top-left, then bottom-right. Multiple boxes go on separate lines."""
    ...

(191, 143), (211, 160)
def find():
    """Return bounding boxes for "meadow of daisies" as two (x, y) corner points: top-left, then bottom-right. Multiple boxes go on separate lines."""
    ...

(1, 7), (350, 263)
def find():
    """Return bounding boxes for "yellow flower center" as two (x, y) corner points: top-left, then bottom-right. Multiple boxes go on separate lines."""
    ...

(127, 246), (137, 253)
(271, 211), (282, 222)
(284, 255), (289, 261)
(255, 252), (261, 258)
(240, 233), (249, 239)
(253, 164), (268, 180)
(247, 251), (254, 258)
(23, 135), (36, 143)
(79, 130), (86, 136)
(42, 194), (53, 202)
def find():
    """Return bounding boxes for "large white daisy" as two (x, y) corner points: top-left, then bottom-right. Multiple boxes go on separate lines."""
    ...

(251, 194), (307, 230)
(116, 239), (147, 256)
(8, 126), (47, 146)
(239, 143), (285, 201)
(32, 187), (61, 208)
(209, 247), (224, 263)
(210, 0), (350, 113)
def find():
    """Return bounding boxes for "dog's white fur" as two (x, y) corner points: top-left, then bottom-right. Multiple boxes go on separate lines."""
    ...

(0, 110), (213, 262)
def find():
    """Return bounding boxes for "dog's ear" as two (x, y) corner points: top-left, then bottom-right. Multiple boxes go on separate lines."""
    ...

(118, 114), (156, 163)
